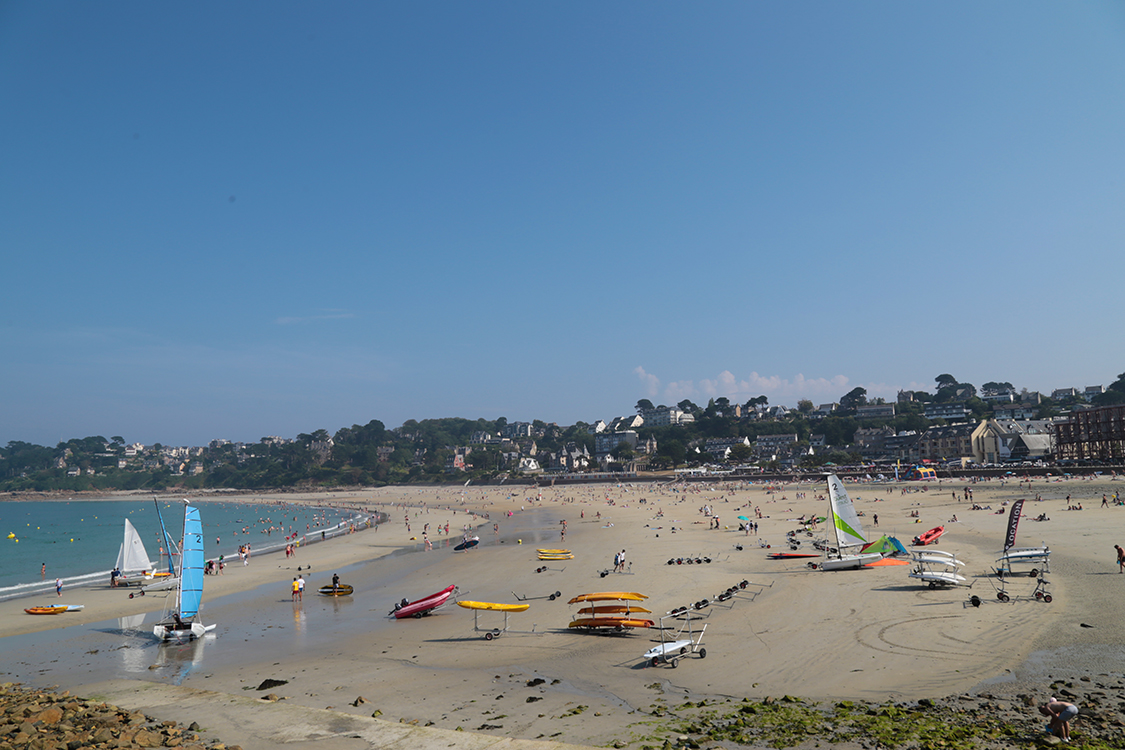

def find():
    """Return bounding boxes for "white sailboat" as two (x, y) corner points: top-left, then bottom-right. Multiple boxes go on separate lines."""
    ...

(114, 519), (154, 585)
(153, 503), (215, 641)
(815, 474), (882, 571)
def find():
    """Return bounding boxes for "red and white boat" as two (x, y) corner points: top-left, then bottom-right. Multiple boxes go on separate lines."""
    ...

(912, 526), (945, 546)
(390, 584), (456, 619)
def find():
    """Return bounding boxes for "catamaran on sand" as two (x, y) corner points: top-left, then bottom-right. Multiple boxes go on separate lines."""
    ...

(809, 474), (882, 571)
(153, 502), (215, 641)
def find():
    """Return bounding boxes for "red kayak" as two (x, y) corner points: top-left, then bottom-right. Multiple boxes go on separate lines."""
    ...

(912, 526), (944, 546)
(767, 552), (821, 559)
(391, 584), (456, 619)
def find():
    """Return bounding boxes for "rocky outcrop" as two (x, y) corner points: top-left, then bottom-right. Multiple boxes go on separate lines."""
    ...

(0, 682), (237, 750)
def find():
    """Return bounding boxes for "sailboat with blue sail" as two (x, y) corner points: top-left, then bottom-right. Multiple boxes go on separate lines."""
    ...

(153, 502), (215, 640)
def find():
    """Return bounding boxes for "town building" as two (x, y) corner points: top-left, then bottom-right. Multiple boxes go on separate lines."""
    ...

(639, 406), (694, 427)
(595, 431), (638, 456)
(924, 403), (971, 421)
(855, 403), (895, 419)
(917, 424), (975, 462)
(1055, 404), (1125, 462)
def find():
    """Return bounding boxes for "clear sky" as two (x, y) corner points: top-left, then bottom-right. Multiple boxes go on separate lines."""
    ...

(3, 2), (1124, 447)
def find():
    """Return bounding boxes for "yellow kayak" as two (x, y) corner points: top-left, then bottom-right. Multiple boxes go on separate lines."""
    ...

(568, 592), (648, 603)
(538, 554), (573, 560)
(537, 549), (570, 554)
(457, 601), (531, 612)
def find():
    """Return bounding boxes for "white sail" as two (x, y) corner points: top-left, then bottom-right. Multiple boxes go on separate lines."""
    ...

(827, 474), (867, 550)
(115, 519), (154, 574)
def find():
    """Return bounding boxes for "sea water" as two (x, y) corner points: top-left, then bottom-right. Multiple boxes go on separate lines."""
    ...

(0, 497), (363, 601)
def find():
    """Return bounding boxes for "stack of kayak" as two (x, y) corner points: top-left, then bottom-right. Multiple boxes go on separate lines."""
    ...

(538, 548), (573, 560)
(567, 592), (653, 632)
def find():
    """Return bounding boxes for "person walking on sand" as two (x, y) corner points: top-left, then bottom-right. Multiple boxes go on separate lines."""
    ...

(55, 578), (62, 597)
(292, 578), (300, 602)
(1040, 697), (1078, 741)
(873, 513), (879, 527)
(297, 574), (305, 601)
(1116, 544), (1124, 573)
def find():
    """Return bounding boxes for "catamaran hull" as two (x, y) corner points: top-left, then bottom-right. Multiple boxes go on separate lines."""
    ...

(909, 571), (968, 587)
(818, 553), (883, 571)
(153, 621), (214, 641)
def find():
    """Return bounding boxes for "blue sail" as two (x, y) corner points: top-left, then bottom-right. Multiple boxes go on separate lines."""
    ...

(178, 505), (205, 619)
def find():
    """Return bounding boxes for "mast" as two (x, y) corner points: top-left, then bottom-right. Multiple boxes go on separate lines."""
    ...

(175, 502), (187, 614)
(154, 499), (177, 578)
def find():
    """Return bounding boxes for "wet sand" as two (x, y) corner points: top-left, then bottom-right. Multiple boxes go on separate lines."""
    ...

(2, 476), (1125, 749)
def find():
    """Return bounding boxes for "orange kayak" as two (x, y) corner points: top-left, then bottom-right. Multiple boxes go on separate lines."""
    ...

(568, 617), (654, 630)
(25, 606), (67, 615)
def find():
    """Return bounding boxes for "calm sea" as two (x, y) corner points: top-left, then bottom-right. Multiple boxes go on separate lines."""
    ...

(0, 497), (363, 601)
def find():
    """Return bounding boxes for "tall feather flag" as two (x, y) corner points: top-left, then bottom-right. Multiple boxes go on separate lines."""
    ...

(1003, 499), (1024, 552)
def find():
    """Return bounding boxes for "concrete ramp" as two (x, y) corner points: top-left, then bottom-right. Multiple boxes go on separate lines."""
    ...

(80, 680), (601, 750)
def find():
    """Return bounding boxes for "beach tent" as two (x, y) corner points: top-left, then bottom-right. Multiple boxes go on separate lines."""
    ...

(862, 535), (909, 556)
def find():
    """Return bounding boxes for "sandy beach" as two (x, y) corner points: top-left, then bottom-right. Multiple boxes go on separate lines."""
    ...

(3, 475), (1125, 749)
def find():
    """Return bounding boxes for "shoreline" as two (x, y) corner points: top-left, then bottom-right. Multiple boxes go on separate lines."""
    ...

(3, 478), (1125, 748)
(0, 493), (379, 604)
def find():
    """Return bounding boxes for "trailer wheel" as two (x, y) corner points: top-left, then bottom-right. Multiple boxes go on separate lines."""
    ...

(999, 593), (1010, 602)
(969, 595), (982, 608)
(651, 657), (660, 667)
(680, 646), (688, 655)
(555, 591), (561, 597)
(1043, 594), (1053, 603)
(698, 648), (707, 659)
(600, 571), (607, 578)
(807, 562), (818, 570)
(1035, 591), (1043, 600)
(1029, 569), (1039, 578)
(485, 632), (494, 641)
(129, 593), (134, 599)
(928, 581), (937, 589)
(615, 625), (624, 632)
(806, 531), (813, 537)
(670, 658), (678, 668)
(548, 593), (556, 600)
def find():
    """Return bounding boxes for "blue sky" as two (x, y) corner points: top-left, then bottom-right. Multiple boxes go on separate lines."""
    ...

(2, 2), (1124, 447)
